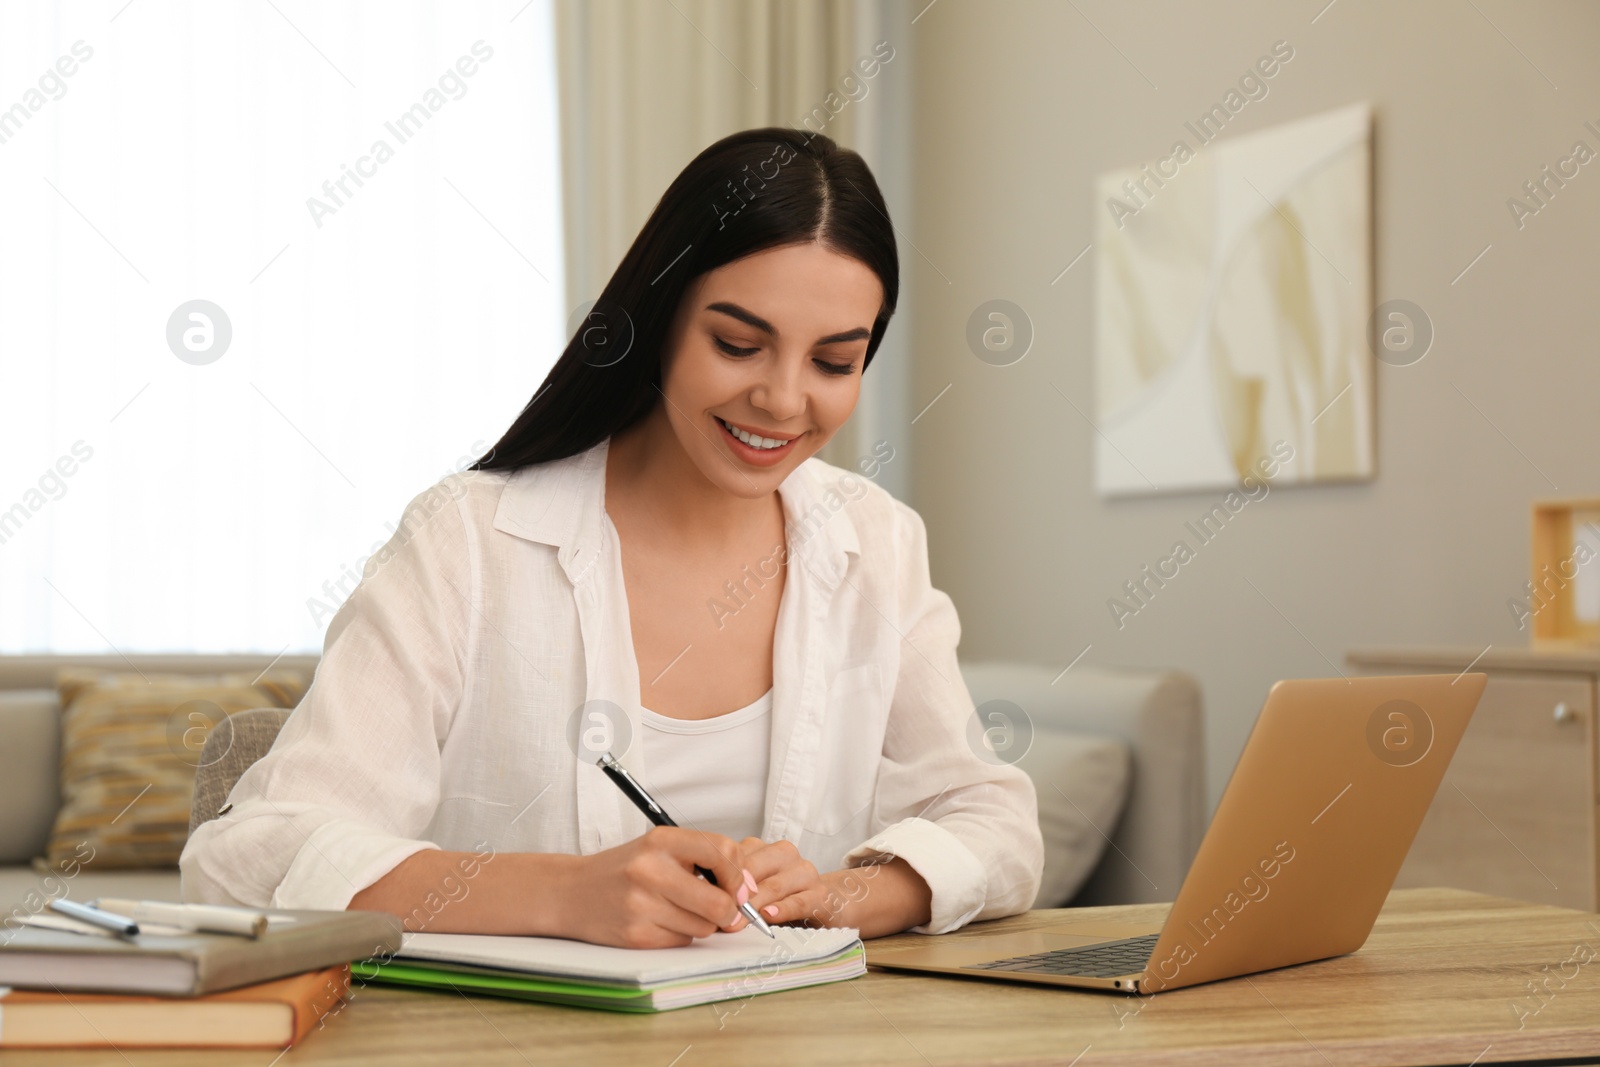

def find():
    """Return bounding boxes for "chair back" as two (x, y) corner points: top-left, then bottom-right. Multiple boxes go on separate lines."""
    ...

(188, 707), (292, 835)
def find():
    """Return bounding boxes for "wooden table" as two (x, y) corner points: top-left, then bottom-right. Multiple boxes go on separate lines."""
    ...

(11, 888), (1600, 1066)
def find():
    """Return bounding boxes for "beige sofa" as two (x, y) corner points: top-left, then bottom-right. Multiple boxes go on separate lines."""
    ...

(0, 653), (1203, 914)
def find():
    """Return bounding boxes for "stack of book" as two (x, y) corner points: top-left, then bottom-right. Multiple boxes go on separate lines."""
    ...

(0, 900), (402, 1050)
(0, 898), (869, 1042)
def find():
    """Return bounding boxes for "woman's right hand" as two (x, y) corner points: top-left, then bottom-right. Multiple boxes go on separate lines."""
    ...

(554, 826), (756, 948)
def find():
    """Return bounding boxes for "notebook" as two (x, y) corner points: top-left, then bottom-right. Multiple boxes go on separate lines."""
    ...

(0, 964), (348, 1048)
(354, 924), (866, 1012)
(0, 908), (402, 996)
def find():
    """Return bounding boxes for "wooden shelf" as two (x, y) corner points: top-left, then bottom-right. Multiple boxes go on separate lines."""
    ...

(1348, 644), (1600, 674)
(1348, 645), (1599, 912)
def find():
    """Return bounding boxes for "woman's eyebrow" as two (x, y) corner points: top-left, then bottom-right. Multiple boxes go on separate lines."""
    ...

(705, 301), (870, 346)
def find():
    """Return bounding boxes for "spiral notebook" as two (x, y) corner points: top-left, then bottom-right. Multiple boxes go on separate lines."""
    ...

(352, 925), (865, 1012)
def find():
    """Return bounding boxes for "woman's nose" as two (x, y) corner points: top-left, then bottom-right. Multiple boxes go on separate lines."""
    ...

(751, 358), (805, 421)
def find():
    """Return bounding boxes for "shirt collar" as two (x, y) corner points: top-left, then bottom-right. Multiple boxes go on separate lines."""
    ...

(491, 436), (861, 586)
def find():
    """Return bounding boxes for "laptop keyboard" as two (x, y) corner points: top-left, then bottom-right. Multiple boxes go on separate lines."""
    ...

(966, 933), (1161, 978)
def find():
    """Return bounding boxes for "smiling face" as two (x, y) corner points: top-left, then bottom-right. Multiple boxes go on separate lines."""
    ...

(654, 240), (883, 497)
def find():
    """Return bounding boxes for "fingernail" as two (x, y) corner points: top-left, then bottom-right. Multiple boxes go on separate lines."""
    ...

(743, 868), (758, 894)
(763, 905), (780, 917)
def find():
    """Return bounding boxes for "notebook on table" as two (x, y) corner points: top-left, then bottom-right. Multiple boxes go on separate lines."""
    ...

(0, 907), (403, 996)
(0, 964), (348, 1049)
(354, 924), (865, 1012)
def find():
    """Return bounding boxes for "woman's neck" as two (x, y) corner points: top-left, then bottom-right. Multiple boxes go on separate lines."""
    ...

(605, 409), (781, 544)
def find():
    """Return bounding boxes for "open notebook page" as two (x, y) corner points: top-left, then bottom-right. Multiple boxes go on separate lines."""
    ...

(396, 924), (862, 986)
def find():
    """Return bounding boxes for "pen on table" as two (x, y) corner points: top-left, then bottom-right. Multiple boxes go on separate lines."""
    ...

(596, 750), (776, 938)
(93, 898), (268, 938)
(49, 898), (139, 938)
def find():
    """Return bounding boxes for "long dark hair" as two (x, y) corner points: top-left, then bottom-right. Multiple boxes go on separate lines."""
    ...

(470, 127), (899, 473)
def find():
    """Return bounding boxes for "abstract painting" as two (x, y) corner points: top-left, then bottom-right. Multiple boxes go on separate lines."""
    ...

(1093, 102), (1373, 496)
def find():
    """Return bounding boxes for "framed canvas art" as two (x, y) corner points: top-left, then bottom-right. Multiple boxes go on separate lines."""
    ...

(1094, 102), (1374, 496)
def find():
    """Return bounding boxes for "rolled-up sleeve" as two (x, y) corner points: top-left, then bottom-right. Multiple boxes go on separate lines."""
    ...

(180, 478), (474, 911)
(840, 501), (1044, 934)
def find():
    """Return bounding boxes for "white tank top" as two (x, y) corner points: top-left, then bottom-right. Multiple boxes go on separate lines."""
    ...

(638, 688), (773, 841)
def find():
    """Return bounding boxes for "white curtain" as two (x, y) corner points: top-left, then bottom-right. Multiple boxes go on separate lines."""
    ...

(553, 0), (914, 492)
(0, 1), (566, 653)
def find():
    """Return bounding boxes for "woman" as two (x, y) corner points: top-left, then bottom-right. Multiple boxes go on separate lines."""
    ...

(181, 127), (1043, 947)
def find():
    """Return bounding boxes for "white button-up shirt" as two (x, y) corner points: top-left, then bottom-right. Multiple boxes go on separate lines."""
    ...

(180, 438), (1043, 934)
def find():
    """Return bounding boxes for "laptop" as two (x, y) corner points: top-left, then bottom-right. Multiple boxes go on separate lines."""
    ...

(867, 672), (1487, 994)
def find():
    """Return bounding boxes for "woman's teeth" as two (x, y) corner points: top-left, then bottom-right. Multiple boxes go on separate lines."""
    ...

(719, 418), (791, 450)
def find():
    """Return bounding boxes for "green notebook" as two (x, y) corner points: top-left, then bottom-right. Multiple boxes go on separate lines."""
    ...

(353, 926), (865, 1012)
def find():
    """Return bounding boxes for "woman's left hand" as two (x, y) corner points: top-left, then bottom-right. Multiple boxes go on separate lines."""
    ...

(735, 837), (831, 928)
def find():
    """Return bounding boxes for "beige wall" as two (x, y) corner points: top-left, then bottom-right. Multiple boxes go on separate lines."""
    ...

(901, 0), (1600, 810)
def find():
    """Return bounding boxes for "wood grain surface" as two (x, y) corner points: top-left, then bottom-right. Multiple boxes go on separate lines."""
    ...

(7, 888), (1600, 1066)
(1349, 645), (1600, 912)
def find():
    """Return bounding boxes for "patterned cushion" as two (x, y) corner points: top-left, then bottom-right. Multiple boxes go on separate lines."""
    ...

(45, 669), (307, 871)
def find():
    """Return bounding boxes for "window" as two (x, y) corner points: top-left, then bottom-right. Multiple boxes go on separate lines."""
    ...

(0, 0), (565, 652)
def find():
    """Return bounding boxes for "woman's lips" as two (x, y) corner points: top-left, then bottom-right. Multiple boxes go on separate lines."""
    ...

(716, 417), (799, 466)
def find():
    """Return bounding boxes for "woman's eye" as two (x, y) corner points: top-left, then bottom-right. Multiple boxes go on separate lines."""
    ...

(814, 359), (855, 377)
(715, 337), (759, 357)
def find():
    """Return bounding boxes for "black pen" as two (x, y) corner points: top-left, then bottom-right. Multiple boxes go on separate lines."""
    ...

(597, 751), (775, 938)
